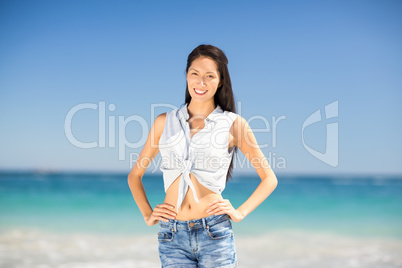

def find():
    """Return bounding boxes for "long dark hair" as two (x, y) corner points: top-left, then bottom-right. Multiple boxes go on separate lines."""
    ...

(184, 44), (238, 182)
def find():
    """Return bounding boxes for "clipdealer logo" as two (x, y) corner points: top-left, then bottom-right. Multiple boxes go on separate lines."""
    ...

(301, 100), (339, 167)
(63, 100), (338, 169)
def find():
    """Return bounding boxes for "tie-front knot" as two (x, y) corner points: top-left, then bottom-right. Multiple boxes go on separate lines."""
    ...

(181, 159), (192, 172)
(175, 158), (199, 212)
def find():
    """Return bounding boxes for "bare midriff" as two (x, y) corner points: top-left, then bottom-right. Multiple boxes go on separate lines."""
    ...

(163, 173), (223, 220)
(163, 119), (236, 221)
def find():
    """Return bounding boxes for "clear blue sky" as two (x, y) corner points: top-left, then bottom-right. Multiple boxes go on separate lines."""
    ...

(0, 0), (401, 175)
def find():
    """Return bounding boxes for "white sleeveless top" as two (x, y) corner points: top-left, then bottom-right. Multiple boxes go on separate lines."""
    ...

(158, 103), (238, 212)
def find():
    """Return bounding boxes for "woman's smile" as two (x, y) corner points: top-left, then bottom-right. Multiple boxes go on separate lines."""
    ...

(194, 88), (208, 95)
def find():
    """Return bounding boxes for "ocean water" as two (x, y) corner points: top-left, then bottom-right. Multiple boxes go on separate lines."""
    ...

(0, 171), (401, 267)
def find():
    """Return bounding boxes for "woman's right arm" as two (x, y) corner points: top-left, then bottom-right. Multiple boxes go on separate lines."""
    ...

(127, 112), (177, 226)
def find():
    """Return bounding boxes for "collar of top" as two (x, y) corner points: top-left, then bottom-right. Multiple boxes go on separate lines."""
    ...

(178, 103), (223, 123)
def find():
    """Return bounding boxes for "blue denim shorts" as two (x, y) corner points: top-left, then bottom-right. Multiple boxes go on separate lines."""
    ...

(157, 213), (238, 268)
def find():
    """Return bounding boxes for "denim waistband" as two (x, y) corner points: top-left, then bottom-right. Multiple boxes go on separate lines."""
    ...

(159, 213), (230, 231)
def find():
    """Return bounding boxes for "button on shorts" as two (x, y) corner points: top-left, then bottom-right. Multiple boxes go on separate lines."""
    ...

(157, 213), (238, 268)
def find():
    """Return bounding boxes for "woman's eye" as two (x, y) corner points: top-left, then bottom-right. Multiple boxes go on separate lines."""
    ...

(191, 73), (198, 75)
(207, 75), (214, 78)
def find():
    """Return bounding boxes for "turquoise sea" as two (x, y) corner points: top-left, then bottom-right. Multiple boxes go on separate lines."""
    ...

(0, 171), (401, 267)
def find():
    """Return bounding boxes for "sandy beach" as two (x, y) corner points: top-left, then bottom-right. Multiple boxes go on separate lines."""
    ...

(1, 228), (401, 268)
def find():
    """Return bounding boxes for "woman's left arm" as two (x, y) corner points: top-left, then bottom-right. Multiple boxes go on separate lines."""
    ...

(207, 115), (278, 222)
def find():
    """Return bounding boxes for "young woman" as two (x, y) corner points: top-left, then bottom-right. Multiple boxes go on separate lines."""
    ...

(128, 44), (278, 267)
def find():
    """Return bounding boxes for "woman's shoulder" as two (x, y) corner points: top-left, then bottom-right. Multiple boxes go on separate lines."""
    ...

(232, 114), (248, 129)
(222, 110), (243, 125)
(155, 112), (167, 121)
(228, 113), (249, 136)
(153, 112), (167, 136)
(153, 108), (181, 138)
(154, 107), (179, 125)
